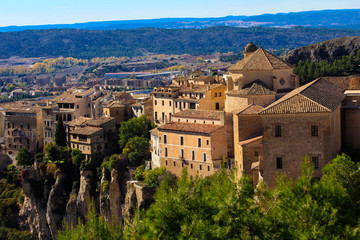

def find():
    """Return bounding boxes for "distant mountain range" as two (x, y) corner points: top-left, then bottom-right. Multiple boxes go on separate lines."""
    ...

(1, 9), (360, 32)
(0, 27), (359, 59)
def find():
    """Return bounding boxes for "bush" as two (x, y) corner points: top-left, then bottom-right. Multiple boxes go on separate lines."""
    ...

(144, 167), (168, 187)
(134, 165), (146, 181)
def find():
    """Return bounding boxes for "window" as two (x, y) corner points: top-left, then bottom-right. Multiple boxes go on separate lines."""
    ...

(311, 125), (318, 136)
(312, 157), (319, 169)
(215, 102), (220, 110)
(275, 125), (282, 137)
(180, 136), (184, 145)
(77, 105), (79, 108)
(208, 166), (210, 171)
(164, 147), (168, 157)
(165, 160), (168, 166)
(219, 92), (221, 97)
(191, 164), (193, 169)
(200, 165), (202, 170)
(206, 140), (209, 145)
(164, 135), (167, 144)
(162, 112), (165, 121)
(162, 100), (164, 106)
(155, 100), (157, 105)
(255, 151), (259, 157)
(173, 161), (176, 167)
(169, 101), (171, 106)
(198, 138), (201, 148)
(175, 102), (178, 108)
(203, 153), (206, 162)
(180, 149), (184, 158)
(191, 151), (195, 160)
(276, 157), (283, 169)
(214, 92), (217, 97)
(155, 112), (158, 120)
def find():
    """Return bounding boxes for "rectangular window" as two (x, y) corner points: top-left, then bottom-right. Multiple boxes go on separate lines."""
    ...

(162, 112), (165, 121)
(165, 160), (168, 166)
(164, 135), (167, 144)
(203, 153), (206, 162)
(199, 165), (202, 170)
(155, 100), (157, 105)
(164, 147), (168, 157)
(275, 125), (282, 137)
(173, 161), (176, 167)
(208, 166), (210, 171)
(206, 140), (209, 145)
(219, 92), (221, 97)
(311, 125), (318, 136)
(191, 151), (195, 160)
(312, 157), (319, 169)
(255, 151), (259, 157)
(198, 138), (201, 148)
(191, 164), (193, 169)
(155, 112), (158, 120)
(214, 93), (217, 97)
(162, 100), (164, 106)
(169, 101), (171, 106)
(215, 102), (220, 110)
(180, 149), (184, 158)
(180, 136), (184, 145)
(276, 157), (283, 169)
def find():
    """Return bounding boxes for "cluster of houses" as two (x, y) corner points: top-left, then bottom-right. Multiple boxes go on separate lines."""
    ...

(1, 42), (359, 186)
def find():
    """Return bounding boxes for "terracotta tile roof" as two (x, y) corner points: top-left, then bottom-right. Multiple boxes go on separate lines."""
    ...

(260, 78), (345, 115)
(236, 104), (264, 115)
(172, 110), (223, 120)
(103, 101), (126, 108)
(320, 76), (360, 91)
(179, 84), (223, 93)
(67, 117), (91, 127)
(227, 83), (276, 96)
(158, 122), (224, 134)
(70, 127), (102, 136)
(85, 116), (115, 127)
(238, 135), (263, 146)
(229, 48), (293, 71)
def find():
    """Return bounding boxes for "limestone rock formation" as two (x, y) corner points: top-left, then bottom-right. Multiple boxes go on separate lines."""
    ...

(283, 36), (360, 64)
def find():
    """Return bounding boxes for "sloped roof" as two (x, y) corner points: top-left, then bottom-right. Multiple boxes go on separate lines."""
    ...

(260, 78), (345, 115)
(227, 83), (276, 96)
(172, 110), (223, 120)
(236, 104), (264, 115)
(158, 122), (224, 134)
(70, 127), (102, 136)
(238, 135), (263, 146)
(229, 48), (293, 71)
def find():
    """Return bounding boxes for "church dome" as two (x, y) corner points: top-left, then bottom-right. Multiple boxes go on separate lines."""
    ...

(244, 41), (258, 53)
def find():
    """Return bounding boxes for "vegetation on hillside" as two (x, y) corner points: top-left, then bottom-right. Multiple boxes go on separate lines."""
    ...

(294, 50), (360, 85)
(58, 154), (360, 239)
(0, 57), (87, 76)
(0, 27), (359, 59)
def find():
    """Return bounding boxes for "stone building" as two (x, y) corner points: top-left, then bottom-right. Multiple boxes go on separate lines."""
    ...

(258, 78), (345, 186)
(3, 106), (43, 156)
(68, 116), (117, 161)
(155, 110), (232, 178)
(152, 76), (226, 124)
(225, 42), (299, 112)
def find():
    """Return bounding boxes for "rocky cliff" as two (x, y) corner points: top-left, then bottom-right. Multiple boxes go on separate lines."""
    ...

(283, 36), (360, 64)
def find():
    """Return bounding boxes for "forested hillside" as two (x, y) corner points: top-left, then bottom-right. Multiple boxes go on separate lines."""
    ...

(0, 27), (359, 58)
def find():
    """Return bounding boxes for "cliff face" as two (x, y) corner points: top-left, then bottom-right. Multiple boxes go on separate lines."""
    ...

(19, 166), (154, 239)
(283, 36), (360, 64)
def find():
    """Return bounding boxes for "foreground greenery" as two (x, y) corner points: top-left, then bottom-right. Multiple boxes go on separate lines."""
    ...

(58, 154), (360, 239)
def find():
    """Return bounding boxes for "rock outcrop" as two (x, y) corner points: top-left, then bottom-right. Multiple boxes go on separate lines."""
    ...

(283, 36), (360, 64)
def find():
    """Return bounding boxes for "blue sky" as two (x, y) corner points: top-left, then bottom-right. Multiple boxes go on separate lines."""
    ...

(1, 0), (359, 27)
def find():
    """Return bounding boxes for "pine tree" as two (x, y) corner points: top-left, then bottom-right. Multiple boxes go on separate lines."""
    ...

(55, 116), (67, 147)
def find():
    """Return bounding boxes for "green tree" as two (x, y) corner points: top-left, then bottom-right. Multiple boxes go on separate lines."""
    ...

(71, 149), (84, 167)
(16, 148), (33, 167)
(55, 116), (67, 147)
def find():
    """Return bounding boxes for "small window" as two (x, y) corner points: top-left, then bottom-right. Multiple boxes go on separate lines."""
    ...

(206, 140), (209, 145)
(165, 160), (168, 166)
(198, 138), (201, 148)
(155, 100), (157, 105)
(215, 102), (220, 110)
(203, 153), (206, 162)
(175, 102), (178, 108)
(155, 112), (158, 120)
(276, 157), (283, 169)
(164, 135), (167, 144)
(199, 165), (202, 170)
(191, 151), (195, 160)
(180, 149), (184, 158)
(191, 164), (193, 169)
(275, 125), (282, 137)
(169, 101), (171, 106)
(164, 147), (168, 157)
(180, 136), (184, 145)
(312, 157), (319, 169)
(173, 161), (176, 167)
(162, 100), (164, 106)
(214, 93), (217, 97)
(219, 92), (221, 97)
(311, 125), (318, 137)
(255, 151), (259, 157)
(208, 166), (210, 171)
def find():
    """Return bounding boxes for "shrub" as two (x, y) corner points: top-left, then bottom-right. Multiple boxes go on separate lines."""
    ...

(134, 165), (146, 181)
(144, 167), (168, 187)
